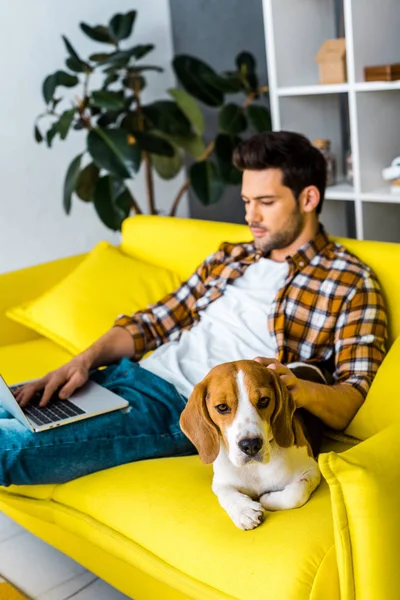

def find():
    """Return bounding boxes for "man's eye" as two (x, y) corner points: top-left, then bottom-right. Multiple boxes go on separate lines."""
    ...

(216, 404), (230, 414)
(257, 397), (270, 409)
(261, 202), (274, 207)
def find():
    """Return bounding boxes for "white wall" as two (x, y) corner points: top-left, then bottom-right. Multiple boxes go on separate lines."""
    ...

(0, 0), (187, 275)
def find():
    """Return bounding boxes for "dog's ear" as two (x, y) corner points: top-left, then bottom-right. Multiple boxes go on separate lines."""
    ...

(180, 382), (220, 464)
(269, 371), (296, 448)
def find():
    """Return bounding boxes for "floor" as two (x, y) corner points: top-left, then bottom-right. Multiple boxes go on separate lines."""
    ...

(0, 511), (131, 599)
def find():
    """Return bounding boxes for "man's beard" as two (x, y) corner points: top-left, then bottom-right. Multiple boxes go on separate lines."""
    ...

(252, 207), (305, 256)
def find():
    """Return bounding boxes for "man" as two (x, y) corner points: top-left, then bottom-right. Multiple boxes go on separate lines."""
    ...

(5, 131), (387, 487)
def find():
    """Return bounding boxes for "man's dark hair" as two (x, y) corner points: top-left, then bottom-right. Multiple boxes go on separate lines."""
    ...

(233, 131), (327, 214)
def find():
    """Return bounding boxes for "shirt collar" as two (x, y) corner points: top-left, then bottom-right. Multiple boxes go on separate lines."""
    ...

(286, 224), (333, 270)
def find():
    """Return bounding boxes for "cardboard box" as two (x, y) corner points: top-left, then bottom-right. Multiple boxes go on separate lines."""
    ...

(364, 63), (400, 82)
(315, 39), (347, 84)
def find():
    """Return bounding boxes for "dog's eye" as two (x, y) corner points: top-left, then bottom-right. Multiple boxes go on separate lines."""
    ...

(257, 396), (270, 409)
(215, 403), (230, 414)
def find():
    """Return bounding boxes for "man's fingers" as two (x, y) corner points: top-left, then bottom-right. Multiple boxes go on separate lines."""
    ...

(39, 379), (65, 407)
(18, 379), (47, 407)
(58, 372), (85, 399)
(253, 357), (278, 367)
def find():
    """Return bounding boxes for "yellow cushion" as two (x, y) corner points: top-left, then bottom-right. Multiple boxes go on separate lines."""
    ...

(345, 335), (400, 440)
(319, 421), (400, 600)
(6, 242), (181, 355)
(0, 455), (338, 600)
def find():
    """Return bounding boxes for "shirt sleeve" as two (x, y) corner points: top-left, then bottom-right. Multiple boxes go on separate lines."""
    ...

(112, 247), (225, 361)
(333, 270), (388, 398)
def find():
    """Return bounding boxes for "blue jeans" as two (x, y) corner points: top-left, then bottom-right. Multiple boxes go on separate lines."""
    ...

(0, 358), (196, 486)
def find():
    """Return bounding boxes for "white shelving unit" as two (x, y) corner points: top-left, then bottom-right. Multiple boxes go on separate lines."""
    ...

(262, 0), (400, 241)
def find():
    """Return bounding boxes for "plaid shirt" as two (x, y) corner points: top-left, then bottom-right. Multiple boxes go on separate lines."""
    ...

(114, 226), (388, 398)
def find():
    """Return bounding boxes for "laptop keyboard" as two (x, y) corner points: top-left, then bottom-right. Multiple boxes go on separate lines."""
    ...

(10, 386), (86, 427)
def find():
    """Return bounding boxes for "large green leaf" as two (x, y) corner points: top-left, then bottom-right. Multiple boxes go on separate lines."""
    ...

(151, 150), (182, 180)
(108, 11), (136, 41)
(130, 132), (174, 156)
(97, 45), (155, 69)
(168, 88), (204, 136)
(87, 128), (141, 179)
(34, 125), (43, 143)
(93, 176), (132, 230)
(143, 101), (192, 137)
(214, 134), (242, 185)
(80, 22), (114, 44)
(173, 55), (224, 107)
(75, 162), (100, 202)
(62, 36), (81, 62)
(91, 90), (125, 110)
(58, 108), (77, 140)
(65, 57), (89, 73)
(42, 71), (79, 104)
(42, 74), (58, 104)
(190, 160), (224, 206)
(236, 51), (259, 93)
(218, 103), (247, 135)
(170, 133), (205, 159)
(203, 74), (242, 94)
(63, 154), (82, 214)
(171, 133), (205, 159)
(46, 123), (59, 147)
(247, 104), (271, 132)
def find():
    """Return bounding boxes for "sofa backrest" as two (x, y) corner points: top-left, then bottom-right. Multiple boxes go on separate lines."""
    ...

(121, 216), (400, 343)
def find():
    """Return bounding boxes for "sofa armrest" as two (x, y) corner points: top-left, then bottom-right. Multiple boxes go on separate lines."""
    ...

(319, 422), (400, 600)
(0, 253), (86, 347)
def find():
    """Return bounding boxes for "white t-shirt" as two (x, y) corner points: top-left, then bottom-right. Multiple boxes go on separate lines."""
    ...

(139, 257), (289, 398)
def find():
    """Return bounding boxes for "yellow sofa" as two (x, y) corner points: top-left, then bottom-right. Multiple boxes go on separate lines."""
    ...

(1, 216), (400, 600)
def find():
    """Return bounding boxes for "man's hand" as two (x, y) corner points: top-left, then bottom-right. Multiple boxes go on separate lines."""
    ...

(253, 357), (307, 408)
(14, 356), (91, 408)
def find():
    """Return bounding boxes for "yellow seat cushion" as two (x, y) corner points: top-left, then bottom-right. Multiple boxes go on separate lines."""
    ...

(41, 456), (337, 600)
(6, 241), (181, 355)
(320, 422), (400, 600)
(345, 335), (400, 440)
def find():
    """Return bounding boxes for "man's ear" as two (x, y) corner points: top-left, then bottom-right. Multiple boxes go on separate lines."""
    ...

(300, 185), (320, 213)
(269, 372), (296, 448)
(180, 382), (220, 464)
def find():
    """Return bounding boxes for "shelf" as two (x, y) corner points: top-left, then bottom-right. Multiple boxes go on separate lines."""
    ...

(355, 81), (400, 93)
(325, 182), (355, 200)
(361, 187), (400, 203)
(277, 83), (349, 97)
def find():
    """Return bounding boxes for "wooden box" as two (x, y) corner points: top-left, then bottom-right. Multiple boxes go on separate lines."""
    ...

(364, 63), (400, 82)
(315, 38), (347, 84)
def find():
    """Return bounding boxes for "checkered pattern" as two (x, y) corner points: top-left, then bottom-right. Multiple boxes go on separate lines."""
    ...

(114, 226), (387, 398)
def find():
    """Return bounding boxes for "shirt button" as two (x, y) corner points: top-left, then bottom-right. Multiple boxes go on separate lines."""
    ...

(299, 261), (305, 267)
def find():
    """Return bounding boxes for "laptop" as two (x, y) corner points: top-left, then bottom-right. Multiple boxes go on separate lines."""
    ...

(0, 374), (129, 433)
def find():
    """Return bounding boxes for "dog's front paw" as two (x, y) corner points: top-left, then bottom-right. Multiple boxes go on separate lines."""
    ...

(228, 496), (264, 530)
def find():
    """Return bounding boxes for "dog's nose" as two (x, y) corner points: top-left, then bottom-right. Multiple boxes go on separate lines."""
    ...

(238, 437), (263, 456)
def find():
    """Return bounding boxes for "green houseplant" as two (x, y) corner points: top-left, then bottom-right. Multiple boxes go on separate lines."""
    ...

(34, 10), (271, 230)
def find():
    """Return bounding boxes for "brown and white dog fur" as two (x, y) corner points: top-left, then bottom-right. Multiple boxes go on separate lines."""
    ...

(180, 360), (321, 530)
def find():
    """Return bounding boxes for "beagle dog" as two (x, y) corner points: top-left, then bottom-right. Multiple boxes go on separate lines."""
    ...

(180, 360), (322, 530)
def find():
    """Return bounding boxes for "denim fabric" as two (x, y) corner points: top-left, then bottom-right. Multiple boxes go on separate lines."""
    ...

(0, 358), (196, 486)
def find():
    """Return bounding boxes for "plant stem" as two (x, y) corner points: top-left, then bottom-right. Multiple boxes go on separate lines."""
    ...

(169, 139), (215, 217)
(131, 80), (156, 214)
(169, 180), (190, 217)
(130, 190), (143, 215)
(143, 152), (156, 215)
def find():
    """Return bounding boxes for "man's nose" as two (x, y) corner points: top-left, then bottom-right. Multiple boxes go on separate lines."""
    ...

(245, 201), (261, 224)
